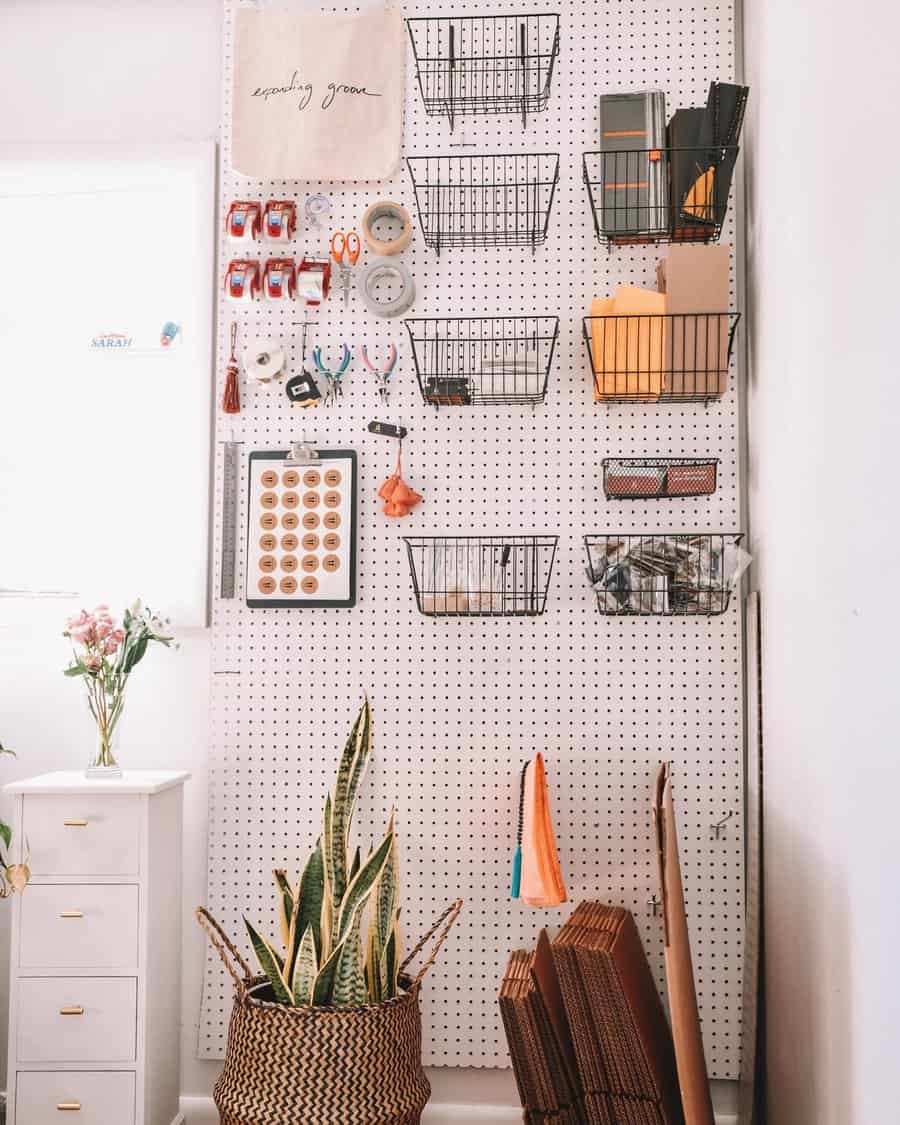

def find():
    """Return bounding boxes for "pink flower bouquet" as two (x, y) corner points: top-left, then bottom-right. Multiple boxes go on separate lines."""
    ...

(64, 601), (176, 771)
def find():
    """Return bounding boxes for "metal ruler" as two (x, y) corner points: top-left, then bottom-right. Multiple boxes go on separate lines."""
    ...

(220, 441), (240, 599)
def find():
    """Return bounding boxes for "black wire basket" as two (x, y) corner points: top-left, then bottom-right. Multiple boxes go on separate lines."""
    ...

(582, 312), (740, 404)
(405, 153), (560, 254)
(404, 535), (559, 617)
(583, 146), (739, 247)
(602, 457), (720, 499)
(584, 533), (744, 616)
(404, 316), (560, 406)
(406, 14), (561, 131)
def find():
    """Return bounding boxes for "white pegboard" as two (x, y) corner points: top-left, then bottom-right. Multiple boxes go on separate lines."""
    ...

(200, 0), (745, 1079)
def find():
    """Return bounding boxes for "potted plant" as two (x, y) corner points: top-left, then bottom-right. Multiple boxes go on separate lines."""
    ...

(0, 740), (28, 898)
(198, 698), (462, 1125)
(63, 601), (176, 776)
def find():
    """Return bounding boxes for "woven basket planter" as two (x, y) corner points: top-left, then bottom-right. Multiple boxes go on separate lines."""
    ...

(198, 902), (462, 1125)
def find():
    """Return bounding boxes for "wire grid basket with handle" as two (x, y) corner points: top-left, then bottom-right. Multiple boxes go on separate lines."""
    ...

(197, 901), (463, 1125)
(405, 153), (560, 254)
(406, 14), (561, 131)
(404, 316), (560, 406)
(404, 535), (559, 617)
(602, 457), (720, 499)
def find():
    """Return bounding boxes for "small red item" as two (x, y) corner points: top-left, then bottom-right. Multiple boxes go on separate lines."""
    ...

(296, 256), (332, 306)
(226, 201), (262, 241)
(263, 200), (297, 241)
(224, 259), (260, 301)
(377, 446), (422, 518)
(222, 322), (240, 415)
(262, 258), (296, 300)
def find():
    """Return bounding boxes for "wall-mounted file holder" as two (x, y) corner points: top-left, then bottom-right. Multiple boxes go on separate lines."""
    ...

(404, 535), (558, 617)
(584, 533), (743, 616)
(404, 316), (559, 406)
(406, 153), (560, 255)
(602, 457), (720, 499)
(406, 14), (561, 132)
(583, 147), (739, 247)
(583, 312), (740, 404)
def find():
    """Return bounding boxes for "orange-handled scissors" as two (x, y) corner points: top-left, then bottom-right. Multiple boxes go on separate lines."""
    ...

(330, 230), (361, 266)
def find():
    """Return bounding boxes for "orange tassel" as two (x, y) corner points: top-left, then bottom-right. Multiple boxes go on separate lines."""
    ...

(377, 445), (423, 518)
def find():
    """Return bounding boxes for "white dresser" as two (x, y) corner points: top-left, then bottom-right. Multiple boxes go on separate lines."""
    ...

(4, 771), (190, 1125)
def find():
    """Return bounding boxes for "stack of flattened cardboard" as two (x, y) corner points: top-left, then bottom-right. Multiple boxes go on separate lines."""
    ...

(550, 903), (685, 1125)
(499, 932), (585, 1124)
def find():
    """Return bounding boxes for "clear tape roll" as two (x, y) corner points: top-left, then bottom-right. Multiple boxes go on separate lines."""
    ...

(358, 261), (416, 319)
(361, 200), (413, 256)
(243, 339), (285, 382)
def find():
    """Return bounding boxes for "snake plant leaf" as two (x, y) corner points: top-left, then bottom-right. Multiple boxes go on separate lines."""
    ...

(290, 924), (318, 1006)
(330, 699), (369, 906)
(336, 827), (394, 944)
(319, 880), (333, 964)
(366, 920), (383, 1004)
(383, 917), (401, 999)
(331, 914), (367, 1007)
(273, 869), (294, 950)
(295, 838), (325, 959)
(322, 792), (337, 906)
(312, 939), (343, 1005)
(243, 917), (293, 1005)
(344, 696), (372, 831)
(373, 811), (399, 953)
(349, 844), (361, 884)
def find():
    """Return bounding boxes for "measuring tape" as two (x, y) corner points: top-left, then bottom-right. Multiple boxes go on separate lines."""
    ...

(220, 441), (240, 599)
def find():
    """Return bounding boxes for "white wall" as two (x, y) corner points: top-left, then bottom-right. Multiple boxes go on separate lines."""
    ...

(744, 1), (900, 1122)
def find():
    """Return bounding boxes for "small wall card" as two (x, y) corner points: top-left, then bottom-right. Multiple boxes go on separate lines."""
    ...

(232, 5), (404, 182)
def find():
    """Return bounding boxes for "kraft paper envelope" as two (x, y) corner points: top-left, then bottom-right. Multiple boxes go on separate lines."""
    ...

(657, 245), (731, 397)
(654, 763), (715, 1125)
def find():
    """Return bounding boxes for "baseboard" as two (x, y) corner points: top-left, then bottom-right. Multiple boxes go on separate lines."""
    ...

(180, 1095), (736, 1123)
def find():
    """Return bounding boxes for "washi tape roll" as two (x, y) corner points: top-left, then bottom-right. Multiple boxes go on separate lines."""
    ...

(361, 200), (413, 256)
(242, 338), (285, 382)
(358, 260), (416, 318)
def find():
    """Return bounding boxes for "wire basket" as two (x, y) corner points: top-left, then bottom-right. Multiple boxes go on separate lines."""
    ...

(584, 533), (744, 616)
(602, 458), (720, 499)
(404, 316), (560, 406)
(406, 14), (561, 131)
(404, 536), (558, 617)
(583, 147), (739, 247)
(583, 312), (740, 403)
(405, 153), (560, 254)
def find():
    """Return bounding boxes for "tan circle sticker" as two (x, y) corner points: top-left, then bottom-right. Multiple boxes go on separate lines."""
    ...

(280, 576), (298, 595)
(323, 532), (341, 551)
(259, 555), (277, 573)
(260, 512), (278, 530)
(324, 491), (341, 509)
(324, 468), (342, 487)
(259, 533), (277, 552)
(323, 511), (341, 530)
(301, 555), (320, 573)
(281, 555), (299, 573)
(303, 469), (321, 487)
(282, 491), (300, 509)
(302, 533), (320, 551)
(282, 512), (300, 530)
(260, 491), (278, 509)
(282, 470), (300, 488)
(323, 554), (341, 573)
(302, 492), (320, 509)
(257, 576), (276, 595)
(282, 533), (299, 552)
(301, 512), (320, 530)
(301, 576), (319, 594)
(260, 469), (278, 487)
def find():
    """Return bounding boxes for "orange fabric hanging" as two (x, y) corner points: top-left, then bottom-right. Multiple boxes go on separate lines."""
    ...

(377, 444), (422, 518)
(519, 753), (567, 908)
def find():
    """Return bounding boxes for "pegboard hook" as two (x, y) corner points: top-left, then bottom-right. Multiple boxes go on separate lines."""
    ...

(710, 810), (735, 840)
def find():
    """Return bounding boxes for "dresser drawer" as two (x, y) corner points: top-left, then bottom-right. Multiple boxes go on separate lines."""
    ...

(17, 977), (137, 1063)
(20, 885), (139, 970)
(15, 1070), (135, 1125)
(23, 794), (140, 877)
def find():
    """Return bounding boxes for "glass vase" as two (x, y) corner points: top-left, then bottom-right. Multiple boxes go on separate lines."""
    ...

(86, 711), (124, 779)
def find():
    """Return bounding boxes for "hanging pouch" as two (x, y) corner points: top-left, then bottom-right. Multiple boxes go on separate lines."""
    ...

(232, 4), (404, 182)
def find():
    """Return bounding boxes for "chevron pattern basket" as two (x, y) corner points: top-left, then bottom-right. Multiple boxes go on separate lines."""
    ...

(198, 902), (462, 1125)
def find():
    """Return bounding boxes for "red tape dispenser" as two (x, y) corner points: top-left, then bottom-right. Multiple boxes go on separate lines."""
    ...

(296, 256), (331, 308)
(224, 259), (260, 304)
(263, 200), (297, 243)
(225, 201), (261, 243)
(262, 258), (296, 301)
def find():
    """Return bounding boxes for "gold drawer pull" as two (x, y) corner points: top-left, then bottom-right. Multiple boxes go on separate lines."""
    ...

(63, 819), (89, 827)
(59, 1005), (84, 1016)
(59, 911), (84, 919)
(57, 1103), (81, 1111)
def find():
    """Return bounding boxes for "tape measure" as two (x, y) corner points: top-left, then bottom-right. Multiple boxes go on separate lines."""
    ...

(220, 441), (240, 599)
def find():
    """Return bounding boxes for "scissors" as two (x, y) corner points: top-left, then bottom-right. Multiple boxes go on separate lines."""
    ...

(329, 231), (361, 307)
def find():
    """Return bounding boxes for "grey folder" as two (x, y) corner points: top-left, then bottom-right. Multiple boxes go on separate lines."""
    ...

(597, 91), (668, 237)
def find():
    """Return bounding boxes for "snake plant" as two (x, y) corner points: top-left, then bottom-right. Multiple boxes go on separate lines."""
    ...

(243, 698), (402, 1006)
